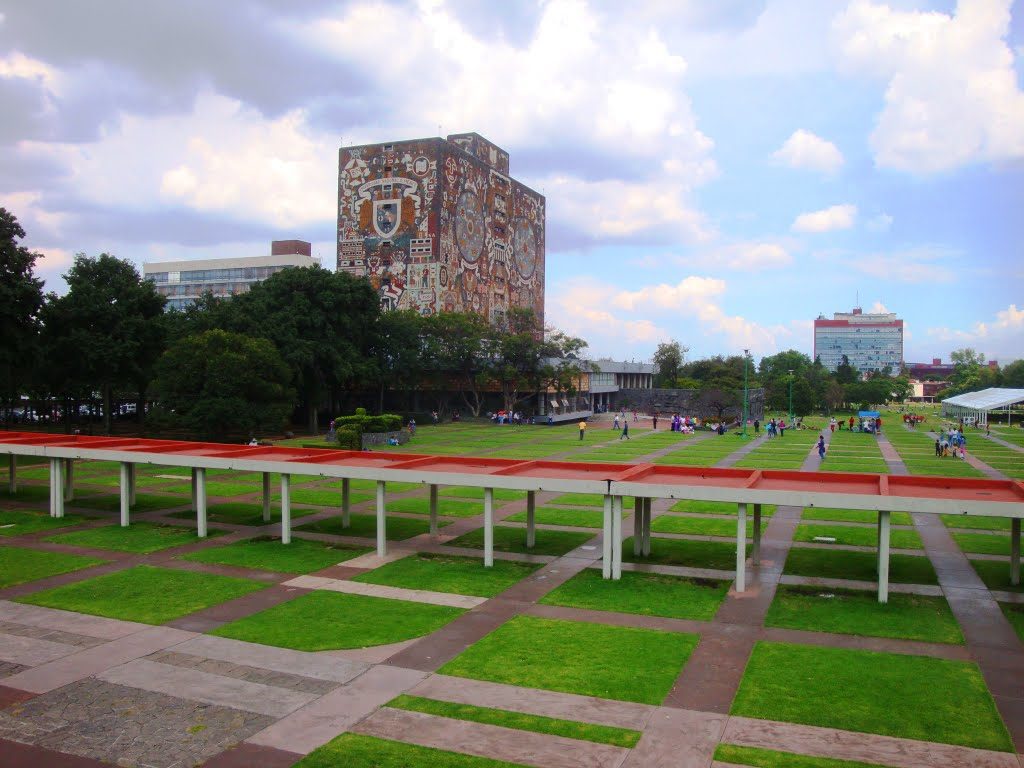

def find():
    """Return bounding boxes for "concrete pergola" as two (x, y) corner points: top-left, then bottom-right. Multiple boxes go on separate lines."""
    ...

(3, 431), (1023, 603)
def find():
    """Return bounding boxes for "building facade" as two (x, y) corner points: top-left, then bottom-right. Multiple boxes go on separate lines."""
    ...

(144, 241), (318, 311)
(337, 132), (545, 326)
(813, 307), (904, 373)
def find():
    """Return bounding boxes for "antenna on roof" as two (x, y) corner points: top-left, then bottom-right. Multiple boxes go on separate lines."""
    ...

(856, 290), (859, 309)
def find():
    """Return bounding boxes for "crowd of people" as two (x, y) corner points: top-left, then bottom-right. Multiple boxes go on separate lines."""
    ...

(936, 428), (967, 459)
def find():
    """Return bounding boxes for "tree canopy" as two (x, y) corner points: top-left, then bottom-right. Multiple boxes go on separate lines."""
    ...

(0, 208), (44, 417)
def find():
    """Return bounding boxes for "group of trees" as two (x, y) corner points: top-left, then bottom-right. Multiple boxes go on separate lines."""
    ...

(936, 348), (1024, 398)
(1, 208), (587, 440)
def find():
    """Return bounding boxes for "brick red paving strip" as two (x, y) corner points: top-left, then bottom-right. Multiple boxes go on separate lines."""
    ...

(0, 738), (114, 767)
(0, 684), (36, 708)
(200, 743), (301, 768)
(165, 583), (311, 633)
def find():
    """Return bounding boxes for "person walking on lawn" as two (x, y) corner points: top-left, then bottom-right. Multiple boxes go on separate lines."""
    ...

(579, 419), (587, 440)
(816, 434), (826, 460)
(621, 421), (630, 440)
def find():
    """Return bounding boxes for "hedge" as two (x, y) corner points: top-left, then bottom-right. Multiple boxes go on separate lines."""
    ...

(334, 413), (403, 433)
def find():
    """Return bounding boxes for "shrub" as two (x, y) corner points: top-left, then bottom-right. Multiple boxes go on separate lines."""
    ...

(335, 413), (403, 433)
(354, 407), (368, 417)
(334, 426), (362, 450)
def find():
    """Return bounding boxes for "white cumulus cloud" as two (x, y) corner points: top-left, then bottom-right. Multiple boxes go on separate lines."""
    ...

(772, 129), (844, 173)
(927, 304), (1024, 360)
(792, 204), (857, 233)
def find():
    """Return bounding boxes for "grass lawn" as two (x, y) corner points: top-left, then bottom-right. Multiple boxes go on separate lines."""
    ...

(293, 734), (530, 768)
(296, 513), (449, 540)
(803, 507), (912, 526)
(1, 484), (68, 503)
(969, 559), (1024, 593)
(0, 545), (105, 587)
(387, 695), (641, 747)
(45, 522), (224, 553)
(548, 493), (635, 508)
(387, 496), (483, 518)
(354, 553), (539, 597)
(447, 526), (593, 556)
(793, 523), (923, 550)
(623, 536), (749, 571)
(17, 565), (264, 623)
(765, 585), (963, 644)
(439, 615), (697, 704)
(540, 568), (729, 621)
(942, 515), (1011, 532)
(323, 479), (420, 493)
(72, 492), (187, 513)
(715, 744), (894, 768)
(440, 486), (527, 501)
(952, 532), (1016, 556)
(504, 506), (606, 528)
(274, 489), (374, 507)
(731, 642), (1011, 751)
(999, 603), (1024, 643)
(211, 590), (463, 650)
(180, 536), (370, 574)
(668, 499), (776, 516)
(0, 509), (89, 536)
(783, 548), (938, 584)
(651, 515), (751, 538)
(168, 502), (316, 527)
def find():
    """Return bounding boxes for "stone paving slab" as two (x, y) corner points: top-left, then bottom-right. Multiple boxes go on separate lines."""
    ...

(663, 625), (757, 714)
(145, 651), (341, 695)
(284, 574), (487, 609)
(97, 658), (318, 718)
(620, 707), (727, 768)
(173, 634), (368, 684)
(247, 664), (427, 755)
(2, 625), (195, 694)
(617, 561), (736, 581)
(342, 549), (415, 569)
(0, 618), (105, 648)
(723, 714), (1020, 768)
(0, 632), (80, 667)
(409, 674), (654, 730)
(323, 637), (420, 664)
(0, 600), (149, 640)
(525, 602), (706, 635)
(352, 706), (630, 768)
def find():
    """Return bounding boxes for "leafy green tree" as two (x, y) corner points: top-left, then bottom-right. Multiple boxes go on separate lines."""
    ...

(40, 254), (166, 434)
(940, 347), (998, 398)
(424, 311), (493, 417)
(759, 350), (813, 411)
(835, 355), (859, 385)
(374, 310), (428, 412)
(0, 208), (45, 421)
(1002, 359), (1024, 388)
(652, 340), (687, 387)
(151, 329), (294, 440)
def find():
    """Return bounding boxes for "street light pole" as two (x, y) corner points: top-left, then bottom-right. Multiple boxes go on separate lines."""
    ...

(788, 369), (794, 425)
(742, 349), (750, 438)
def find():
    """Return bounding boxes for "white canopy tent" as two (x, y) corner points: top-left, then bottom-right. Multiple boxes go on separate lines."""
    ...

(941, 387), (1024, 426)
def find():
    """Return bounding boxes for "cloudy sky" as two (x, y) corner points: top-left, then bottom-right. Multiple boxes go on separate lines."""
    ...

(1, 0), (1022, 363)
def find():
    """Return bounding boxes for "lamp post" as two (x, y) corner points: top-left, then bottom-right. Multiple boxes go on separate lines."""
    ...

(788, 369), (794, 425)
(742, 349), (750, 438)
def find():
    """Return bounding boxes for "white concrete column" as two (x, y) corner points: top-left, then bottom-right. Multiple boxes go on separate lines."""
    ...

(429, 484), (439, 537)
(602, 494), (613, 578)
(8, 455), (16, 495)
(878, 510), (891, 603)
(642, 498), (652, 556)
(375, 480), (387, 557)
(63, 459), (75, 502)
(119, 461), (131, 527)
(735, 502), (747, 593)
(752, 503), (762, 566)
(262, 472), (272, 523)
(633, 497), (643, 556)
(612, 495), (623, 580)
(190, 467), (198, 513)
(49, 458), (64, 518)
(1011, 518), (1021, 587)
(196, 468), (208, 538)
(341, 477), (351, 528)
(526, 491), (536, 549)
(280, 473), (291, 544)
(128, 463), (137, 506)
(483, 487), (494, 568)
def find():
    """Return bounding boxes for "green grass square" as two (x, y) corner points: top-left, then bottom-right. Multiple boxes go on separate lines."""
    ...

(714, 744), (899, 768)
(293, 734), (528, 768)
(952, 532), (1015, 555)
(387, 497), (482, 518)
(45, 522), (224, 554)
(969, 559), (1024, 593)
(765, 585), (963, 644)
(999, 602), (1024, 643)
(802, 507), (913, 526)
(72, 493), (187, 513)
(211, 590), (463, 650)
(651, 515), (751, 538)
(353, 553), (539, 597)
(180, 537), (370, 574)
(548, 493), (635, 508)
(783, 548), (938, 584)
(446, 526), (593, 556)
(540, 568), (729, 620)
(272, 488), (374, 507)
(16, 565), (265, 624)
(296, 512), (448, 540)
(168, 502), (317, 527)
(793, 523), (923, 550)
(731, 641), (1011, 751)
(439, 615), (697, 704)
(0, 545), (105, 587)
(503, 506), (606, 528)
(440, 486), (527, 501)
(0, 509), (89, 536)
(623, 536), (750, 571)
(669, 500), (776, 516)
(942, 515), (1010, 531)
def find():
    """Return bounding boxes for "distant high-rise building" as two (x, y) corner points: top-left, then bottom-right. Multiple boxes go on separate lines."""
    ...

(813, 307), (904, 373)
(337, 132), (545, 326)
(144, 241), (317, 311)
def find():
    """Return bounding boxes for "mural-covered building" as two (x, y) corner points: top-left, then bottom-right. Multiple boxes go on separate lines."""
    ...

(337, 132), (545, 327)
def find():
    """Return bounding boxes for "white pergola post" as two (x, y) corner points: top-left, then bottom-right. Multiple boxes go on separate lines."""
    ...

(429, 484), (439, 537)
(375, 480), (387, 557)
(127, 463), (137, 506)
(633, 497), (643, 556)
(7, 455), (16, 495)
(341, 477), (351, 528)
(262, 472), (272, 523)
(878, 510), (891, 603)
(602, 494), (613, 578)
(752, 503), (762, 566)
(119, 461), (131, 527)
(190, 467), (198, 512)
(280, 473), (291, 544)
(63, 459), (75, 502)
(483, 487), (494, 568)
(49, 458), (64, 518)
(735, 502), (747, 592)
(612, 495), (623, 580)
(642, 498), (652, 556)
(1011, 518), (1021, 587)
(526, 491), (536, 548)
(196, 468), (207, 538)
